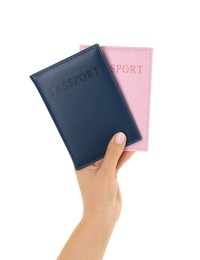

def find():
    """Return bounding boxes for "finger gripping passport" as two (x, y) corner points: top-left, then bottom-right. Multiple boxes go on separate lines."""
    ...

(30, 44), (141, 170)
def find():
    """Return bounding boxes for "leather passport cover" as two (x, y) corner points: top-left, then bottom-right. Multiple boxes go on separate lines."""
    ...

(30, 44), (141, 170)
(80, 45), (153, 151)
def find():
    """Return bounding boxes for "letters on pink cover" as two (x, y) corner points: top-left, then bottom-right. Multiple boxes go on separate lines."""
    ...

(80, 45), (153, 151)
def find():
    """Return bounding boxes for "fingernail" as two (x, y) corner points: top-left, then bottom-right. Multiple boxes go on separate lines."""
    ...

(115, 132), (125, 145)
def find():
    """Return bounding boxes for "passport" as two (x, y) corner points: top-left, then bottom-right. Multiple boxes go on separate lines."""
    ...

(30, 44), (141, 170)
(80, 45), (153, 151)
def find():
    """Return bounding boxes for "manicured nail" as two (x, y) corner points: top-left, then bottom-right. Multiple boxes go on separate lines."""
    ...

(115, 132), (125, 145)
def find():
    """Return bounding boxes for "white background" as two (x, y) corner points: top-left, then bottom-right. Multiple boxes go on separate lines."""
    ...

(0, 0), (200, 259)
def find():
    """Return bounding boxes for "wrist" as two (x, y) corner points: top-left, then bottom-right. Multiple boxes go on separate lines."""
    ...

(81, 214), (116, 239)
(82, 210), (119, 227)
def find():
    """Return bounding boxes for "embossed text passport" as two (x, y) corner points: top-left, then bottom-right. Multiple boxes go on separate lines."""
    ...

(80, 45), (153, 151)
(30, 44), (141, 170)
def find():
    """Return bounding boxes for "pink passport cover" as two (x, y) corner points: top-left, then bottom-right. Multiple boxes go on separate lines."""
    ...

(80, 45), (153, 151)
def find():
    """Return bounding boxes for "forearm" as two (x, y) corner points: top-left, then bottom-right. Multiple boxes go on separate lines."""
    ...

(57, 216), (116, 260)
(58, 133), (127, 259)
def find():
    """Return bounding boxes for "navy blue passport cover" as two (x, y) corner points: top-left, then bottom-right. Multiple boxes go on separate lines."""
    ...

(30, 44), (141, 170)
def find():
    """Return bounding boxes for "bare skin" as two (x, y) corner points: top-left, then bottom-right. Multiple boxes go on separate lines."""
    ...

(57, 132), (134, 260)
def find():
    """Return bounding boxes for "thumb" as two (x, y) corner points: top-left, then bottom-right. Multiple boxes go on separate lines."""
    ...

(100, 132), (126, 173)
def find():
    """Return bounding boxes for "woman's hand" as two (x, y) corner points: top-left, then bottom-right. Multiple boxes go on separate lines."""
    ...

(75, 132), (134, 223)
